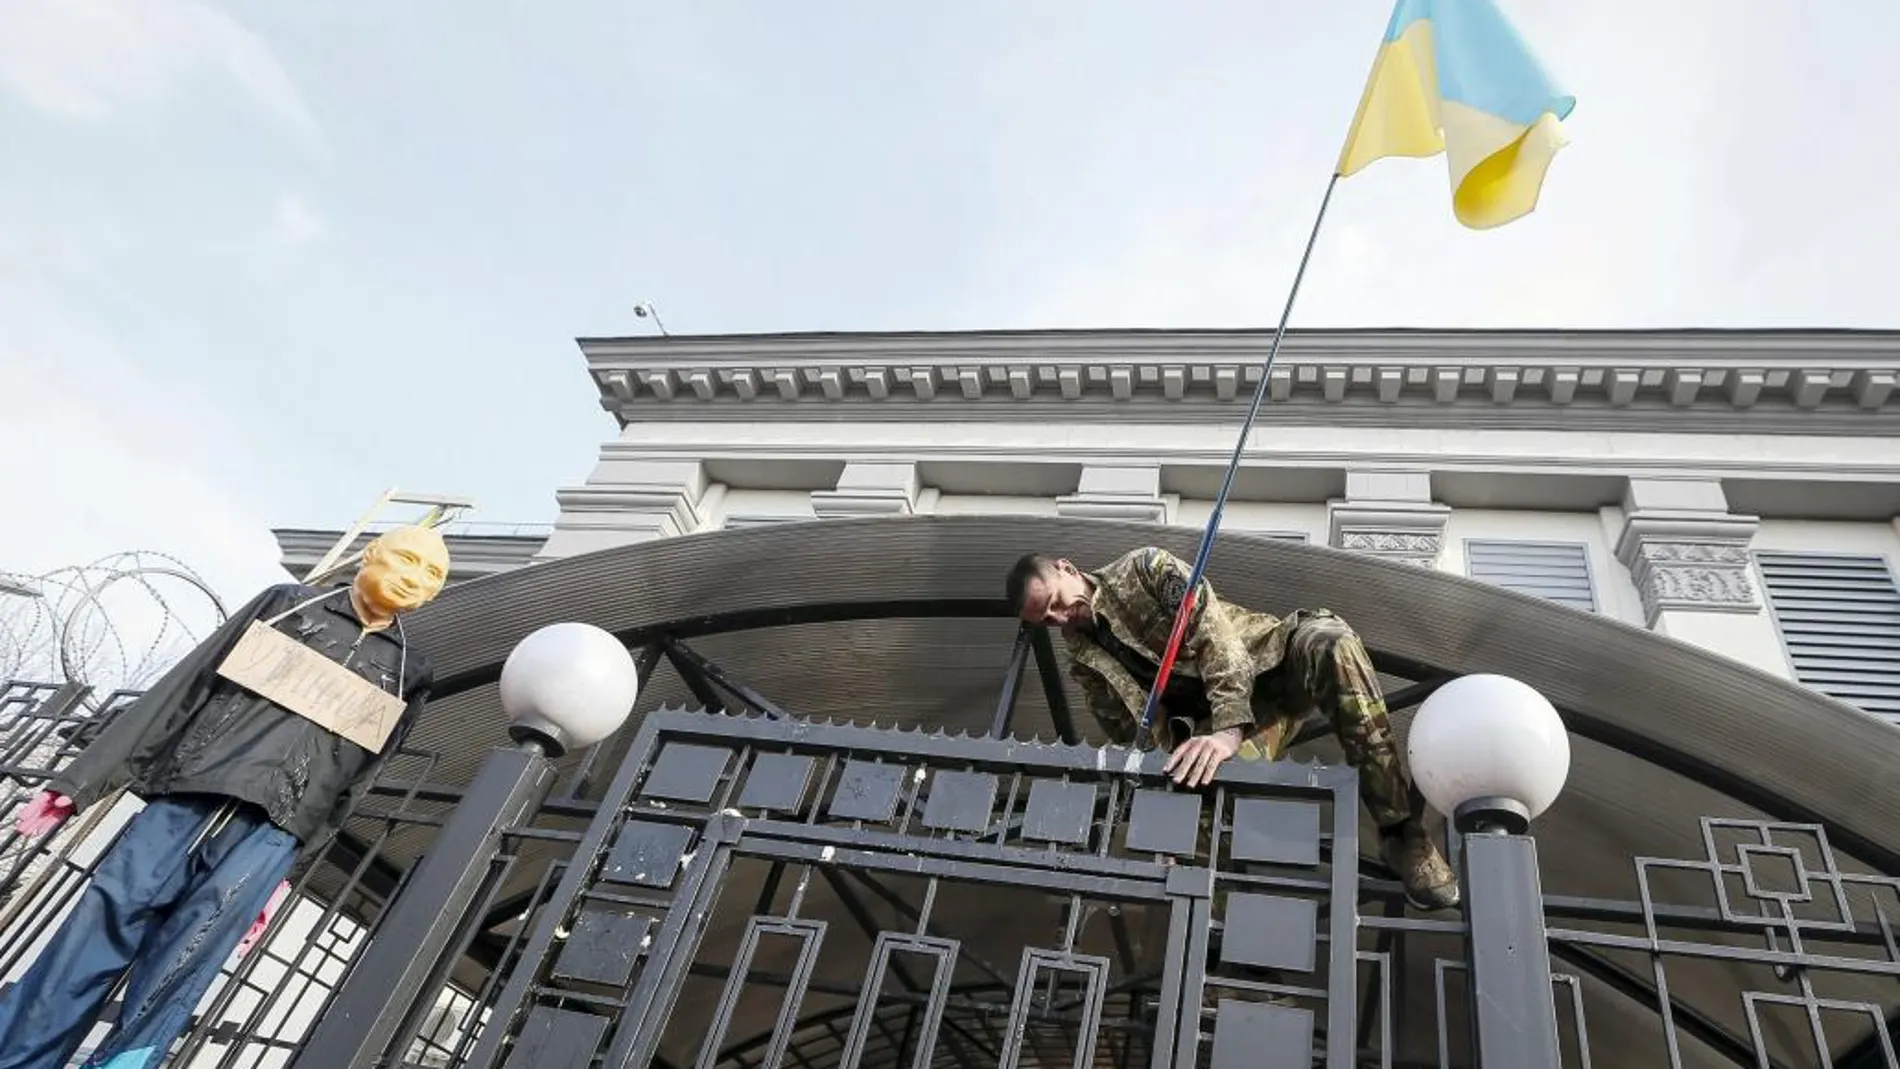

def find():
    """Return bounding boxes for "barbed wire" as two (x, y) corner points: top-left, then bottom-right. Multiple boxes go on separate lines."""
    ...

(0, 552), (228, 694)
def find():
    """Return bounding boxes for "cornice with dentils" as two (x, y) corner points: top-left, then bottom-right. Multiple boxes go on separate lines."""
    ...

(574, 328), (1900, 432)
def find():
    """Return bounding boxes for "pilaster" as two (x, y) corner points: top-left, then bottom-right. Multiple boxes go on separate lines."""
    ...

(1327, 469), (1450, 567)
(811, 462), (921, 519)
(1613, 478), (1761, 627)
(537, 458), (708, 560)
(1055, 465), (1168, 523)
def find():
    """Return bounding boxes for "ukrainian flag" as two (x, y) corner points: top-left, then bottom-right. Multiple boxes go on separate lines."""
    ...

(1337, 0), (1575, 229)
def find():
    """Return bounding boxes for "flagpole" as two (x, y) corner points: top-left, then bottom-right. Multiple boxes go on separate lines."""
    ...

(1136, 171), (1342, 740)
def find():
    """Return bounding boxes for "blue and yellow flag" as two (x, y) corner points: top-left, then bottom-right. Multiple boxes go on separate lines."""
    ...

(1337, 0), (1575, 229)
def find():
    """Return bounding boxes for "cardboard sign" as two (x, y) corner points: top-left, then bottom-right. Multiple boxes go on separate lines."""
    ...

(215, 622), (405, 753)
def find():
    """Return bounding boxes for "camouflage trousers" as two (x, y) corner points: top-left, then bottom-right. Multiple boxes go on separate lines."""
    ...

(1230, 612), (1423, 830)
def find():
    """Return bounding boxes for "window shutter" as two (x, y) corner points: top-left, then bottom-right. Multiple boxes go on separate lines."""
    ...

(1756, 552), (1900, 724)
(1464, 541), (1598, 613)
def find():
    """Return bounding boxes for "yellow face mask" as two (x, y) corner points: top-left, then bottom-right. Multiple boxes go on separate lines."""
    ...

(353, 525), (451, 620)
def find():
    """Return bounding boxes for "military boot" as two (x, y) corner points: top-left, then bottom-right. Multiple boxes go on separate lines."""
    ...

(1380, 821), (1460, 910)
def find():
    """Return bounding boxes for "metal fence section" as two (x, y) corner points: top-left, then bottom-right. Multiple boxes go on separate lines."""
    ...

(1350, 820), (1900, 1069)
(451, 709), (1364, 1069)
(0, 680), (150, 951)
(1546, 818), (1900, 1069)
(0, 678), (477, 1069)
(4, 663), (1900, 1068)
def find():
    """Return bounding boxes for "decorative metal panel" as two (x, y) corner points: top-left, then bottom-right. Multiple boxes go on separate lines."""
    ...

(1465, 540), (1599, 613)
(461, 709), (1365, 1069)
(1757, 550), (1900, 723)
(13, 670), (1900, 1069)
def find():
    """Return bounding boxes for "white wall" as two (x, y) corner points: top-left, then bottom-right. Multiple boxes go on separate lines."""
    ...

(1656, 609), (1797, 680)
(610, 420), (1900, 480)
(1754, 518), (1900, 560)
(1173, 501), (1326, 542)
(551, 420), (1900, 710)
(930, 493), (1060, 517)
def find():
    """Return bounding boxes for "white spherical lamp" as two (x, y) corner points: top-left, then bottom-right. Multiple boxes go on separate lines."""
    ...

(1407, 673), (1570, 834)
(498, 623), (641, 756)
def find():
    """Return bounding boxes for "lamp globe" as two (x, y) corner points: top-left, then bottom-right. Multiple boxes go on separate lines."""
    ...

(498, 622), (641, 757)
(1407, 673), (1569, 834)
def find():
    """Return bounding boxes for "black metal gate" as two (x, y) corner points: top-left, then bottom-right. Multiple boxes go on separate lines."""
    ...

(461, 710), (1363, 1069)
(9, 673), (1894, 1067)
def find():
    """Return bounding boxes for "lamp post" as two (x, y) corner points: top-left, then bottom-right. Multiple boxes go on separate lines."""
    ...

(1407, 674), (1571, 1069)
(294, 622), (641, 1069)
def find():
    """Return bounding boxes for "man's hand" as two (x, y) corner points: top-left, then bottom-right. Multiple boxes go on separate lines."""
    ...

(1164, 727), (1242, 789)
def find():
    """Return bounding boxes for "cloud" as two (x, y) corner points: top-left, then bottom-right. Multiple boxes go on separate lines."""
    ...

(0, 280), (290, 611)
(0, 0), (327, 159)
(272, 192), (325, 246)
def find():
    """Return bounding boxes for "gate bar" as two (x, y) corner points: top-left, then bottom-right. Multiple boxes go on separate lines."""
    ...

(290, 744), (557, 1069)
(990, 626), (1033, 738)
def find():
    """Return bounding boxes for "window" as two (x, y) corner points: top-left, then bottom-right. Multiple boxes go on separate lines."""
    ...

(1756, 551), (1900, 724)
(1464, 540), (1597, 613)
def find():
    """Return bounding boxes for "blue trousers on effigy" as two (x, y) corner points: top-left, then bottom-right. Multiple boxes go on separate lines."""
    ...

(0, 796), (296, 1069)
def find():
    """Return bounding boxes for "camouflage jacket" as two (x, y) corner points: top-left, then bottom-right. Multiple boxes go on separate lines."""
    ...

(1064, 547), (1303, 748)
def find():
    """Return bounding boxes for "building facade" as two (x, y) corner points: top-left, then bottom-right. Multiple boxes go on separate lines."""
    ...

(4, 326), (1890, 1069)
(315, 327), (1900, 726)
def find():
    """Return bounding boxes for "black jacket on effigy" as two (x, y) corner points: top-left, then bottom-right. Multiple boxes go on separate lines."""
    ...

(49, 582), (432, 846)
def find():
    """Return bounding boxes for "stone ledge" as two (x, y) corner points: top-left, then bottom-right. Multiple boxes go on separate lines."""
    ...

(810, 487), (915, 519)
(1053, 493), (1168, 523)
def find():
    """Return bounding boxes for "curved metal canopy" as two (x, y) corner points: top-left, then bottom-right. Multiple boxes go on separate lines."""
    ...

(373, 515), (1900, 1069)
(403, 514), (1900, 872)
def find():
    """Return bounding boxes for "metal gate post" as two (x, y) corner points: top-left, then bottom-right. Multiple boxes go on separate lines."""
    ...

(289, 742), (558, 1069)
(1459, 818), (1562, 1068)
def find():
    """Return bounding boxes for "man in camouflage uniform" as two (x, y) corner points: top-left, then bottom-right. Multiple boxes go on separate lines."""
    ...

(1006, 546), (1459, 910)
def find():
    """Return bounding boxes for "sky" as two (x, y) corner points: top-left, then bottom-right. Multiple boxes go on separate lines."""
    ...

(1, 0), (1898, 615)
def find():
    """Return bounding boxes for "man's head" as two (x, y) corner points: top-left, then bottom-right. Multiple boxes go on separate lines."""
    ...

(354, 525), (451, 618)
(1007, 553), (1095, 631)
